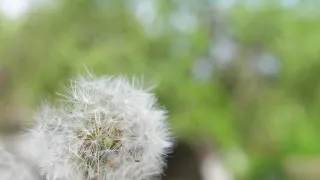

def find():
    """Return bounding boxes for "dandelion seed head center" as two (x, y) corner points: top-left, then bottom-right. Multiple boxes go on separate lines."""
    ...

(73, 111), (134, 170)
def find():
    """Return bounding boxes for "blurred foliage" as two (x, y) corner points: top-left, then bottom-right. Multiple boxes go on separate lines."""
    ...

(1, 0), (320, 179)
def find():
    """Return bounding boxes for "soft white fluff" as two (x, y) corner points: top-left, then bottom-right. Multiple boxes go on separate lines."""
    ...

(26, 75), (172, 180)
(0, 142), (40, 180)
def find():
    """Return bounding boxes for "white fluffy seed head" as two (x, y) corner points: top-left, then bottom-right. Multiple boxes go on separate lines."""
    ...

(26, 75), (172, 180)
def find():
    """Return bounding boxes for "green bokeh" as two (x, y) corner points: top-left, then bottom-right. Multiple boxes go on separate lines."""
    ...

(0, 0), (319, 179)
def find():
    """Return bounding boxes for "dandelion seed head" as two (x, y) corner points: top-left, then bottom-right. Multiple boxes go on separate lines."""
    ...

(27, 75), (172, 180)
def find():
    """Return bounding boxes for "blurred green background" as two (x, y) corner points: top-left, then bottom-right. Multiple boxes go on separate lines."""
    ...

(1, 0), (320, 179)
